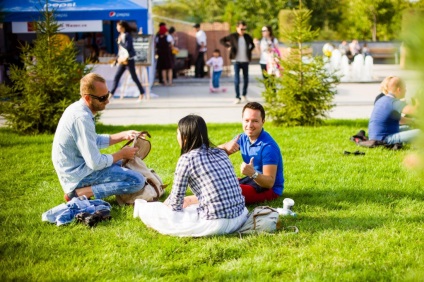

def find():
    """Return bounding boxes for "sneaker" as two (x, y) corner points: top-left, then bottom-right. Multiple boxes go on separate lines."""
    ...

(75, 210), (111, 227)
(221, 88), (227, 92)
(94, 209), (112, 221)
(233, 98), (241, 104)
(241, 96), (249, 102)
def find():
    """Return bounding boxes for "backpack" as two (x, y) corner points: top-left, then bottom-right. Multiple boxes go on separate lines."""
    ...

(236, 206), (281, 235)
(116, 157), (167, 205)
(115, 132), (167, 205)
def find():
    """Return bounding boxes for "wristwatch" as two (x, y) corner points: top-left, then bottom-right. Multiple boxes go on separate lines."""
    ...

(251, 171), (259, 179)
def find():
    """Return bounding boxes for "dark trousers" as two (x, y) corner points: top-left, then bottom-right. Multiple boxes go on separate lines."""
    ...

(260, 63), (277, 92)
(195, 51), (206, 78)
(111, 60), (144, 95)
(234, 61), (249, 99)
(260, 64), (267, 79)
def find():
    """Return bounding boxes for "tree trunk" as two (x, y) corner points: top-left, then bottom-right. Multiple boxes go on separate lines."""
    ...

(372, 12), (377, 42)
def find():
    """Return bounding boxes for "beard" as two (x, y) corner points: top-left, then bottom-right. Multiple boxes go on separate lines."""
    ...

(90, 100), (106, 113)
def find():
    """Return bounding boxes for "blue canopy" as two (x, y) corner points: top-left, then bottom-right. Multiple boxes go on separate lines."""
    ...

(2, 0), (149, 33)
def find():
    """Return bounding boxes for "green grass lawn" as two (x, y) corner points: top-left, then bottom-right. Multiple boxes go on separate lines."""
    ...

(1, 120), (423, 281)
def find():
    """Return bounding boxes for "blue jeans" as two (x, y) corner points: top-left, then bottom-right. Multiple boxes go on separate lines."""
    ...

(212, 70), (222, 88)
(76, 162), (145, 199)
(233, 62), (249, 99)
(383, 128), (420, 145)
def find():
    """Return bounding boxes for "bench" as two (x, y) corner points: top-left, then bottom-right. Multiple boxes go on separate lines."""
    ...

(369, 47), (399, 64)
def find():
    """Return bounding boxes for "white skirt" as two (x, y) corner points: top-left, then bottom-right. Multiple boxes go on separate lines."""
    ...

(133, 199), (248, 237)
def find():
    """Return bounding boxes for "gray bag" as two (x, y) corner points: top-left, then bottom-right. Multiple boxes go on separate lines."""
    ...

(237, 206), (280, 234)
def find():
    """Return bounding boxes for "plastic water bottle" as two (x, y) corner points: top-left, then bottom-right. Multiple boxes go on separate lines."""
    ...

(276, 208), (297, 217)
(277, 198), (297, 217)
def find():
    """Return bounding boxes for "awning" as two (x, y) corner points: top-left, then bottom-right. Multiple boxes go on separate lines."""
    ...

(2, 0), (149, 33)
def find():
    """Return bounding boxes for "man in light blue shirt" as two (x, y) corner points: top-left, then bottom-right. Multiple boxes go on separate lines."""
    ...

(52, 73), (145, 202)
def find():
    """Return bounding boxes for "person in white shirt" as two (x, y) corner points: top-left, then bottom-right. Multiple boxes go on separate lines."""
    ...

(206, 49), (227, 93)
(255, 25), (280, 79)
(349, 39), (361, 57)
(194, 23), (207, 78)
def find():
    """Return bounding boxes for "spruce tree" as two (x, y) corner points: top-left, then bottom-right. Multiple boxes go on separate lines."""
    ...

(262, 9), (339, 126)
(0, 2), (91, 134)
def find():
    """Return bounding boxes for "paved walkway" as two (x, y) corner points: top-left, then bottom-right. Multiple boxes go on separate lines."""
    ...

(0, 64), (419, 127)
(100, 64), (419, 125)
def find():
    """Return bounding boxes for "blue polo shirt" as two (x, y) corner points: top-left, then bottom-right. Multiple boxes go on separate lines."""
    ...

(368, 94), (406, 141)
(236, 129), (284, 195)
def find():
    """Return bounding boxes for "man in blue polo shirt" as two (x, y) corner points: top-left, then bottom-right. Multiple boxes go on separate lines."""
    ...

(219, 102), (284, 204)
(368, 76), (419, 145)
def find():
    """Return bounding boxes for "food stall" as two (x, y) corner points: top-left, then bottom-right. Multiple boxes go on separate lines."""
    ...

(2, 0), (154, 97)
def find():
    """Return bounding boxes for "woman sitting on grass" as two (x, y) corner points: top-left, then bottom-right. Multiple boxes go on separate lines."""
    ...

(133, 114), (248, 237)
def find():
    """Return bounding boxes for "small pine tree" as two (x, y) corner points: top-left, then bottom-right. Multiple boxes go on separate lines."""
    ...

(262, 9), (339, 126)
(0, 2), (91, 134)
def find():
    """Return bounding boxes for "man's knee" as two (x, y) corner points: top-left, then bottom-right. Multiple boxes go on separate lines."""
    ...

(126, 171), (146, 193)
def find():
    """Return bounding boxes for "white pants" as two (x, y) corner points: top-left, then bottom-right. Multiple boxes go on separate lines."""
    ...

(134, 200), (248, 237)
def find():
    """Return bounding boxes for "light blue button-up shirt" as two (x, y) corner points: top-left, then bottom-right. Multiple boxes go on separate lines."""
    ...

(52, 99), (113, 193)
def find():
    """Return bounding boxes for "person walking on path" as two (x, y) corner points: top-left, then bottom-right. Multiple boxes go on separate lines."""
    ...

(168, 26), (179, 79)
(255, 25), (280, 79)
(218, 102), (284, 204)
(110, 21), (145, 102)
(194, 23), (207, 78)
(155, 25), (174, 86)
(220, 21), (255, 104)
(52, 73), (146, 202)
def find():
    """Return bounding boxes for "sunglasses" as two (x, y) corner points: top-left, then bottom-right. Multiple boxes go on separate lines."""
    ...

(262, 30), (268, 32)
(85, 92), (111, 102)
(241, 28), (247, 31)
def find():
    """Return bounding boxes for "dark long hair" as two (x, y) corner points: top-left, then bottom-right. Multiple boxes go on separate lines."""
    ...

(178, 115), (212, 155)
(117, 21), (137, 33)
(264, 25), (275, 41)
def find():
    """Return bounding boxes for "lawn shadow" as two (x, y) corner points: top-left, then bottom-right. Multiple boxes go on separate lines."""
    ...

(283, 187), (424, 231)
(291, 187), (424, 209)
(297, 213), (424, 232)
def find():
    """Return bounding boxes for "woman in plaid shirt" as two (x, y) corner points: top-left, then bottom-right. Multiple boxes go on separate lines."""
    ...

(134, 115), (248, 237)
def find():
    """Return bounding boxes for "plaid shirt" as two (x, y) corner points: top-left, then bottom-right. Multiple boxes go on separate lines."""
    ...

(167, 146), (245, 220)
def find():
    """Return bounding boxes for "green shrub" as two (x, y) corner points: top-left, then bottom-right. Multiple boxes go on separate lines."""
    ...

(0, 4), (91, 134)
(263, 10), (339, 126)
